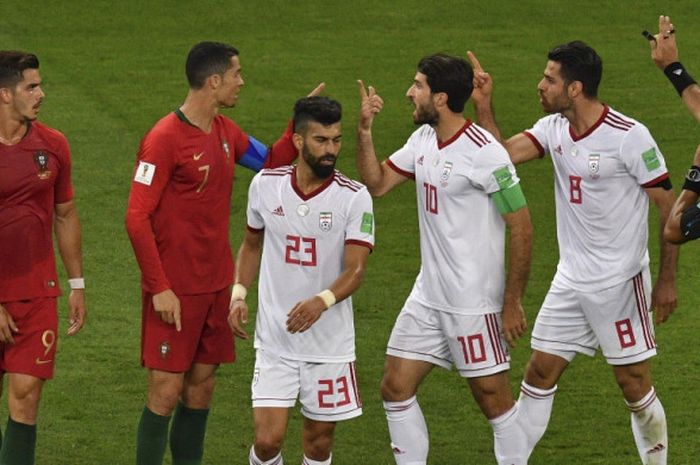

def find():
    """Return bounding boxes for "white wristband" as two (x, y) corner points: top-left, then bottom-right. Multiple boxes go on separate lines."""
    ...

(316, 289), (336, 309)
(68, 278), (85, 290)
(230, 283), (247, 302)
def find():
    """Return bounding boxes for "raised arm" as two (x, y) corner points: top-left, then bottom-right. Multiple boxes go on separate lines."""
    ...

(286, 244), (371, 334)
(468, 51), (543, 165)
(649, 15), (700, 123)
(356, 80), (408, 197)
(645, 186), (679, 324)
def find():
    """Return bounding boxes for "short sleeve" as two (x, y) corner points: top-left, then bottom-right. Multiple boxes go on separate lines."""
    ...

(620, 124), (669, 186)
(246, 173), (264, 231)
(469, 144), (521, 195)
(523, 115), (552, 157)
(387, 128), (423, 179)
(344, 188), (375, 250)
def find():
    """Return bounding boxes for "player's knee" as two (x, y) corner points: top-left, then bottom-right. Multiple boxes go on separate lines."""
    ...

(254, 431), (284, 459)
(303, 423), (334, 459)
(615, 367), (650, 402)
(147, 379), (183, 415)
(380, 372), (414, 401)
(182, 375), (216, 408)
(524, 359), (557, 389)
(8, 385), (42, 424)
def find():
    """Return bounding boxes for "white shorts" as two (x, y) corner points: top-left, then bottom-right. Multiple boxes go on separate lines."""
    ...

(532, 267), (656, 365)
(386, 297), (510, 378)
(251, 349), (362, 422)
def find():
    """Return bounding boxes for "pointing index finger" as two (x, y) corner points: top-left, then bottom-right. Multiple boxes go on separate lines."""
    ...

(467, 50), (483, 72)
(357, 79), (368, 100)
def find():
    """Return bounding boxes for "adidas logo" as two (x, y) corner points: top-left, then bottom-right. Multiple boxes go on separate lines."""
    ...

(673, 69), (683, 76)
(272, 206), (285, 216)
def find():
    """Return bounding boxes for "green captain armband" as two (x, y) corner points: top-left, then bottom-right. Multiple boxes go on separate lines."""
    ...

(491, 183), (527, 214)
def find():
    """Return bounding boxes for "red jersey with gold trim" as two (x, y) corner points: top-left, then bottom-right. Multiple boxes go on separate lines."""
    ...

(125, 112), (296, 295)
(0, 122), (74, 302)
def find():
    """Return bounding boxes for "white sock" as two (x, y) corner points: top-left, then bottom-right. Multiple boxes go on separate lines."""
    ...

(626, 388), (667, 465)
(518, 381), (557, 457)
(301, 454), (331, 465)
(250, 446), (284, 465)
(383, 396), (429, 465)
(489, 404), (528, 465)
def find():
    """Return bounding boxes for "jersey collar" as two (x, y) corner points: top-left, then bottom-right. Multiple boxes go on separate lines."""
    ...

(568, 105), (609, 142)
(437, 119), (472, 150)
(290, 165), (336, 201)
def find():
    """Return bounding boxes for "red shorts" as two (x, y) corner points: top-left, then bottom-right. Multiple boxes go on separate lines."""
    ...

(0, 298), (58, 380)
(141, 287), (235, 372)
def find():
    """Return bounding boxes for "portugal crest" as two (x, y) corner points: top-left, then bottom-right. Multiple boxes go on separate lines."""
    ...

(221, 139), (230, 159)
(319, 212), (332, 232)
(34, 150), (51, 180)
(159, 341), (170, 359)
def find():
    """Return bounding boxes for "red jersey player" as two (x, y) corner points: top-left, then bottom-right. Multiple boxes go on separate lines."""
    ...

(0, 51), (86, 465)
(125, 41), (323, 465)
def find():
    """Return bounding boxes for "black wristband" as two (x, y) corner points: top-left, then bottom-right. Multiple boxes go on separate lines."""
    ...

(682, 165), (700, 194)
(664, 62), (697, 96)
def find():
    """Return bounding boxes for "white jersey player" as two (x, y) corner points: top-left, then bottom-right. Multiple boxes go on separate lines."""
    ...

(357, 54), (533, 465)
(229, 97), (374, 465)
(471, 41), (678, 464)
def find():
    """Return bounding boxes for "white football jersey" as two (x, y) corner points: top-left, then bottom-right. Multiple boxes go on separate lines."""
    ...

(388, 120), (520, 315)
(524, 106), (669, 292)
(247, 166), (375, 362)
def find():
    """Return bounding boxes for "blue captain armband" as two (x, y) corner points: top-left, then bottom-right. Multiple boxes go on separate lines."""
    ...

(491, 183), (527, 214)
(238, 135), (269, 172)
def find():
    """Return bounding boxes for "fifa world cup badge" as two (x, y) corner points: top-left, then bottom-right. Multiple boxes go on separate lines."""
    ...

(34, 151), (52, 180)
(588, 154), (600, 179)
(319, 212), (332, 232)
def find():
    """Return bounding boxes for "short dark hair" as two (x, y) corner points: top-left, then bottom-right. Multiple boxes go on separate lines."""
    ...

(185, 42), (239, 89)
(417, 54), (473, 113)
(293, 96), (342, 134)
(547, 41), (602, 98)
(0, 51), (39, 89)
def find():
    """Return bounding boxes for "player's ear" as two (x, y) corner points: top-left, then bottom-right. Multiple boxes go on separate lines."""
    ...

(0, 87), (11, 104)
(292, 133), (304, 152)
(208, 73), (222, 90)
(568, 80), (584, 99)
(433, 91), (448, 109)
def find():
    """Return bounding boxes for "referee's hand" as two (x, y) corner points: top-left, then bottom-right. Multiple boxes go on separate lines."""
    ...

(650, 15), (678, 70)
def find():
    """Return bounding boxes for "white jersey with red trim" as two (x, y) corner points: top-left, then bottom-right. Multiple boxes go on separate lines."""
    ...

(246, 166), (375, 362)
(387, 120), (520, 315)
(524, 105), (669, 292)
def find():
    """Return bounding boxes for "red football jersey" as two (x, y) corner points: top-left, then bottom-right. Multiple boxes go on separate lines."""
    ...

(125, 111), (296, 295)
(0, 122), (74, 302)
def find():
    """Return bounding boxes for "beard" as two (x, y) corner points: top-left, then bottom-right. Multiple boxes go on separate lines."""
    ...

(539, 92), (571, 115)
(303, 150), (336, 179)
(412, 101), (439, 126)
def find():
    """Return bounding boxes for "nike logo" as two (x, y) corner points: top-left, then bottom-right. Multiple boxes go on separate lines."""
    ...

(35, 358), (52, 365)
(193, 152), (204, 161)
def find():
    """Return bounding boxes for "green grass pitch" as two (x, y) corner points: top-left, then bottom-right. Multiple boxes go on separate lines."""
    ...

(2, 1), (700, 463)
